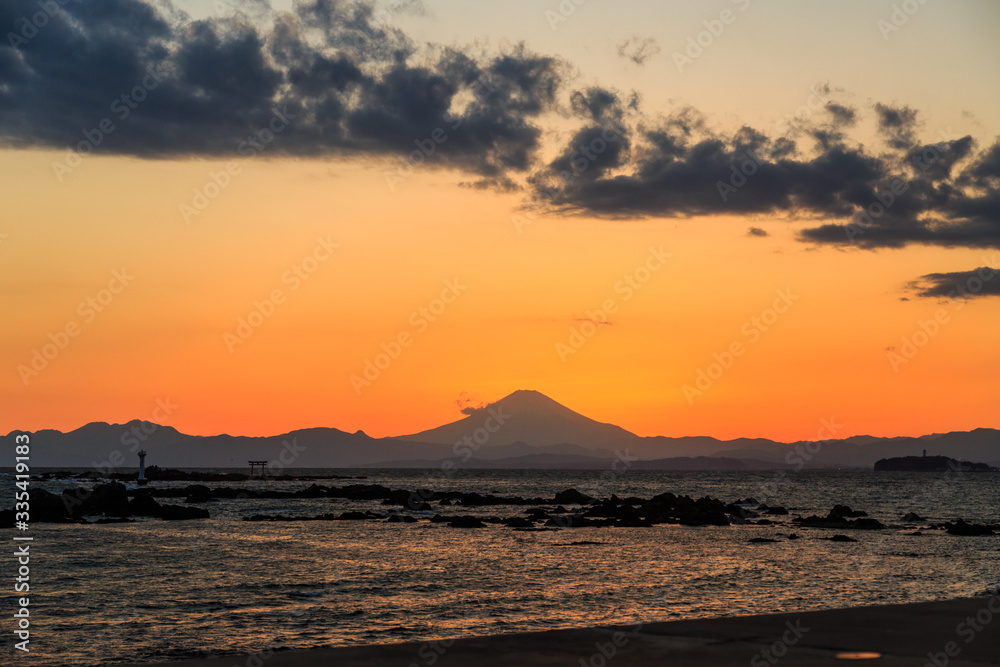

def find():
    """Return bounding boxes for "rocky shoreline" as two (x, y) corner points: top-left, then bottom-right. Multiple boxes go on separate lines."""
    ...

(4, 482), (997, 535)
(36, 466), (367, 483)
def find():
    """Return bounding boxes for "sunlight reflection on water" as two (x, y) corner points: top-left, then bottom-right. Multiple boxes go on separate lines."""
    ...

(6, 469), (997, 665)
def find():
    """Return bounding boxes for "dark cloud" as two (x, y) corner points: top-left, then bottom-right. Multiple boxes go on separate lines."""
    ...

(526, 98), (999, 250)
(616, 35), (660, 65)
(747, 226), (768, 237)
(965, 141), (1000, 185)
(874, 103), (920, 150)
(796, 133), (1000, 250)
(528, 105), (889, 222)
(906, 267), (1000, 299)
(3, 1), (997, 253)
(825, 102), (857, 126)
(0, 0), (564, 177)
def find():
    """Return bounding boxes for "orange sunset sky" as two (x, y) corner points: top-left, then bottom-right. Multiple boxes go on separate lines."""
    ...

(3, 0), (999, 441)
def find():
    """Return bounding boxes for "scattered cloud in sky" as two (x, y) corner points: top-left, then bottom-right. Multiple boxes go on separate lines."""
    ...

(530, 90), (999, 252)
(874, 102), (920, 150)
(747, 227), (768, 237)
(616, 35), (660, 65)
(824, 102), (857, 127)
(455, 391), (488, 415)
(906, 267), (1000, 299)
(2, 0), (998, 256)
(0, 0), (563, 179)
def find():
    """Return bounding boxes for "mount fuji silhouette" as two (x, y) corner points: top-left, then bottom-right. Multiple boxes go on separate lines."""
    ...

(398, 389), (637, 449)
(9, 390), (1000, 469)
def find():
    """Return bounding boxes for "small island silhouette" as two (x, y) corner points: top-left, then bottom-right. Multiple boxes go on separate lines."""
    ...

(874, 451), (995, 472)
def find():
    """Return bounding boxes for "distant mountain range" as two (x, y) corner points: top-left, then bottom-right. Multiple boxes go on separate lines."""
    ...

(10, 390), (1000, 470)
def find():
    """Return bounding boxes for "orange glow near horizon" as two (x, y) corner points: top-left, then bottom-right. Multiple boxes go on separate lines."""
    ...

(4, 147), (998, 444)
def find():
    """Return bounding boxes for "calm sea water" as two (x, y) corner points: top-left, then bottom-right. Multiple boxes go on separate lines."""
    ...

(2, 469), (998, 666)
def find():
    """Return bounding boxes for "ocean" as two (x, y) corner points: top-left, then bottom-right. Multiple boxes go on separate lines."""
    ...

(2, 468), (998, 666)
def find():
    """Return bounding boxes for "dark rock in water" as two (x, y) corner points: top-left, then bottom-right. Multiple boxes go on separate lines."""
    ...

(94, 517), (134, 524)
(733, 497), (759, 505)
(31, 489), (75, 522)
(124, 466), (363, 482)
(552, 505), (569, 514)
(545, 515), (611, 528)
(724, 504), (753, 519)
(755, 519), (777, 526)
(336, 511), (371, 521)
(381, 489), (417, 506)
(830, 504), (867, 518)
(438, 499), (452, 506)
(503, 516), (535, 528)
(91, 482), (131, 516)
(796, 514), (844, 527)
(827, 534), (857, 542)
(900, 512), (925, 522)
(184, 485), (213, 503)
(585, 499), (642, 521)
(127, 494), (162, 517)
(794, 513), (883, 530)
(140, 466), (250, 482)
(787, 533), (799, 540)
(748, 537), (778, 543)
(296, 484), (328, 498)
(158, 504), (210, 520)
(386, 514), (417, 523)
(551, 489), (593, 505)
(766, 506), (789, 515)
(943, 519), (995, 536)
(678, 497), (730, 527)
(454, 492), (529, 507)
(63, 482), (130, 517)
(642, 492), (729, 526)
(429, 514), (450, 523)
(906, 531), (924, 536)
(329, 484), (393, 500)
(613, 516), (654, 528)
(448, 516), (486, 528)
(382, 491), (431, 511)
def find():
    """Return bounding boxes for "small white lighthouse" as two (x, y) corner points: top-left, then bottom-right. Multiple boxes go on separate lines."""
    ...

(138, 449), (148, 486)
